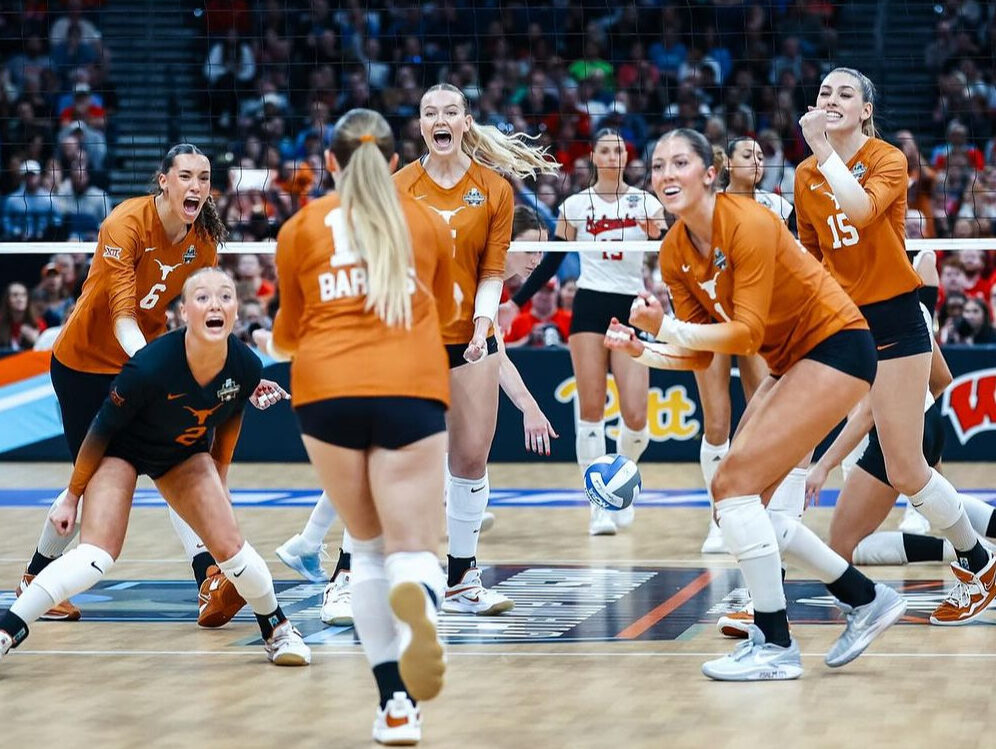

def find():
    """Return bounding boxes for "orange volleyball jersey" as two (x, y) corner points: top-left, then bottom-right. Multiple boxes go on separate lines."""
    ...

(794, 138), (921, 305)
(393, 159), (513, 344)
(659, 194), (867, 376)
(271, 190), (456, 406)
(53, 196), (218, 374)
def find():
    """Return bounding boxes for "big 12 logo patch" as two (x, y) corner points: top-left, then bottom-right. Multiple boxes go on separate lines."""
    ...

(942, 368), (996, 444)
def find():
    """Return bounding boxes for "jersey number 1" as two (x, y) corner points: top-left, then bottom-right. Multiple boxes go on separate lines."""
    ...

(826, 213), (859, 249)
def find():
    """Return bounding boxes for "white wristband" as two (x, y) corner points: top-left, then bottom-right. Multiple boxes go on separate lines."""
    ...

(473, 278), (503, 322)
(817, 151), (866, 213)
(113, 317), (147, 358)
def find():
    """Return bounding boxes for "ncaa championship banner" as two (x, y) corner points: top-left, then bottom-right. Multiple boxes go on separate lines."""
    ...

(0, 347), (994, 463)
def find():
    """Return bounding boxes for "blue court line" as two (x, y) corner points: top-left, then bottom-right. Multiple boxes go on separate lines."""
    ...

(0, 487), (994, 509)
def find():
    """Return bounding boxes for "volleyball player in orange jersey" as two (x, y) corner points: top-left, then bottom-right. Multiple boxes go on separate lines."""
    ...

(260, 108), (455, 745)
(795, 67), (996, 624)
(9, 144), (267, 628)
(605, 129), (904, 681)
(316, 83), (560, 618)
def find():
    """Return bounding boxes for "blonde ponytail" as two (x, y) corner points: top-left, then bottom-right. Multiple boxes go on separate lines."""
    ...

(332, 109), (414, 329)
(424, 83), (560, 179)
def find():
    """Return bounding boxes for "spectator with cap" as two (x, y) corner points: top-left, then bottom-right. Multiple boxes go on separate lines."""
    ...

(32, 262), (74, 327)
(58, 82), (106, 129)
(505, 279), (572, 347)
(1, 160), (62, 240)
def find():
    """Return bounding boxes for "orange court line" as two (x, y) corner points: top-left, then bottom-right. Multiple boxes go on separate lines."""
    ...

(616, 570), (713, 640)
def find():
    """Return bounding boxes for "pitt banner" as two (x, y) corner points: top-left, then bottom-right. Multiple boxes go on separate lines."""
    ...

(1, 347), (994, 462)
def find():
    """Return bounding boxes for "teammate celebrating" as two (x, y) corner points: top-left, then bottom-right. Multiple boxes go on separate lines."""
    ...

(10, 144), (256, 628)
(0, 268), (310, 668)
(263, 108), (454, 745)
(795, 67), (995, 624)
(607, 129), (904, 681)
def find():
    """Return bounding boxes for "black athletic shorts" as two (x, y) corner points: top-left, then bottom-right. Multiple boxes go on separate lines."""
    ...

(445, 335), (498, 369)
(101, 447), (201, 481)
(569, 288), (636, 335)
(857, 400), (946, 486)
(295, 396), (447, 450)
(859, 289), (933, 361)
(49, 355), (117, 460)
(799, 328), (878, 386)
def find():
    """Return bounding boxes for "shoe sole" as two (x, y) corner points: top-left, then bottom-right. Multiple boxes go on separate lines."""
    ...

(716, 617), (751, 639)
(390, 582), (445, 702)
(274, 547), (326, 584)
(320, 613), (354, 627)
(441, 598), (514, 616)
(589, 526), (617, 536)
(702, 663), (803, 681)
(39, 608), (82, 622)
(270, 648), (311, 666)
(826, 595), (907, 668)
(374, 730), (420, 747)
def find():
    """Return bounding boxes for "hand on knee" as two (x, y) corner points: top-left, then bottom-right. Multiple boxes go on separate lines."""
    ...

(32, 543), (114, 606)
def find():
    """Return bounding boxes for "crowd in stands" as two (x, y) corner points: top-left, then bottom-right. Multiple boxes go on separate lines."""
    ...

(3, 1), (996, 352)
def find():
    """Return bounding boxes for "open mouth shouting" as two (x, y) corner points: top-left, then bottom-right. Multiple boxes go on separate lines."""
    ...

(205, 314), (225, 332)
(182, 196), (202, 219)
(432, 128), (453, 150)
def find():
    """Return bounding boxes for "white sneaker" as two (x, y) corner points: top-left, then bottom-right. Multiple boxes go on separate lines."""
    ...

(320, 571), (353, 626)
(701, 624), (802, 681)
(0, 630), (12, 664)
(615, 504), (635, 529)
(264, 621), (311, 666)
(275, 534), (327, 583)
(390, 581), (446, 701)
(442, 566), (514, 615)
(480, 512), (495, 533)
(700, 518), (727, 554)
(716, 599), (754, 639)
(589, 505), (617, 536)
(899, 500), (931, 535)
(372, 691), (422, 746)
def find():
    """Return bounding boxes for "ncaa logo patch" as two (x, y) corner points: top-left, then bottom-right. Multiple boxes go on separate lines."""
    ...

(626, 194), (641, 208)
(851, 161), (867, 180)
(183, 245), (197, 264)
(713, 247), (727, 270)
(463, 188), (486, 207)
(217, 378), (241, 402)
(103, 245), (122, 260)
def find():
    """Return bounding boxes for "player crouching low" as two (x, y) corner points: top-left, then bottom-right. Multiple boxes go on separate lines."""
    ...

(0, 268), (310, 668)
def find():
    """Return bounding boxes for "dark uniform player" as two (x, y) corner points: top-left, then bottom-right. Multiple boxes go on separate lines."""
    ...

(0, 268), (310, 667)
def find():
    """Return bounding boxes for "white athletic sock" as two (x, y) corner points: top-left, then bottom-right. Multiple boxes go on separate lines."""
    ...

(618, 424), (650, 463)
(909, 469), (979, 552)
(768, 468), (807, 521)
(12, 543), (113, 624)
(300, 492), (338, 550)
(342, 528), (354, 555)
(385, 550), (446, 610)
(841, 433), (869, 481)
(447, 473), (488, 559)
(351, 536), (399, 667)
(961, 494), (996, 538)
(717, 495), (785, 613)
(167, 506), (208, 561)
(217, 542), (278, 615)
(767, 511), (848, 583)
(576, 419), (606, 473)
(699, 439), (729, 502)
(852, 532), (909, 565)
(36, 489), (79, 558)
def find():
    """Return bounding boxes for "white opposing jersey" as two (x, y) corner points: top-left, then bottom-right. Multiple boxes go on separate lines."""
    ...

(560, 186), (663, 295)
(753, 190), (794, 224)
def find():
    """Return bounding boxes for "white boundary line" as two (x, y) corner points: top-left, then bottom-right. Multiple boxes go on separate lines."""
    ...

(1, 238), (993, 254)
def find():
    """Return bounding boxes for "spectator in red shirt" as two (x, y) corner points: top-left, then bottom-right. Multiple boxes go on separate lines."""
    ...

(957, 247), (994, 302)
(506, 279), (572, 347)
(58, 83), (106, 129)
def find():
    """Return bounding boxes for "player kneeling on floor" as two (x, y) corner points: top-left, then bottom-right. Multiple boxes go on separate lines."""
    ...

(0, 269), (310, 668)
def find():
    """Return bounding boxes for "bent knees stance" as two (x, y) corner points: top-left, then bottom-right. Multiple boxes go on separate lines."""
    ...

(34, 543), (115, 604)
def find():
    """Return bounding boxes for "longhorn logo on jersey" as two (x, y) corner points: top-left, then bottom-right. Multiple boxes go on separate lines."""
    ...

(586, 215), (638, 236)
(154, 258), (182, 281)
(942, 367), (996, 445)
(698, 271), (722, 301)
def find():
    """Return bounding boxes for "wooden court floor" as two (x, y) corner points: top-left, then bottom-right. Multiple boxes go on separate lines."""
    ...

(0, 462), (994, 748)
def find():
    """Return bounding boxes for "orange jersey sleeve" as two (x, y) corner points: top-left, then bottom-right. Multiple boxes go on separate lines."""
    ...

(661, 195), (866, 375)
(271, 190), (452, 406)
(53, 196), (218, 374)
(394, 161), (511, 343)
(794, 139), (920, 306)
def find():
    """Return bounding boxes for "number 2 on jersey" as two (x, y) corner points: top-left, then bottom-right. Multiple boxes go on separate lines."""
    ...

(826, 213), (859, 249)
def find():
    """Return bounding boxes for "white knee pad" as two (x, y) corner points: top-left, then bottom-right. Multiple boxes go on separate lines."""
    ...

(576, 419), (605, 471)
(33, 543), (114, 604)
(716, 495), (779, 561)
(351, 535), (386, 585)
(909, 469), (963, 530)
(699, 439), (729, 496)
(447, 473), (489, 521)
(618, 424), (650, 463)
(766, 509), (800, 553)
(218, 542), (273, 602)
(767, 468), (808, 522)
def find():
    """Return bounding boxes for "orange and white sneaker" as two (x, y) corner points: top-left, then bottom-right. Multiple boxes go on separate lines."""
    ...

(442, 566), (513, 616)
(717, 600), (753, 639)
(929, 554), (996, 626)
(197, 565), (247, 628)
(372, 691), (422, 746)
(17, 572), (81, 621)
